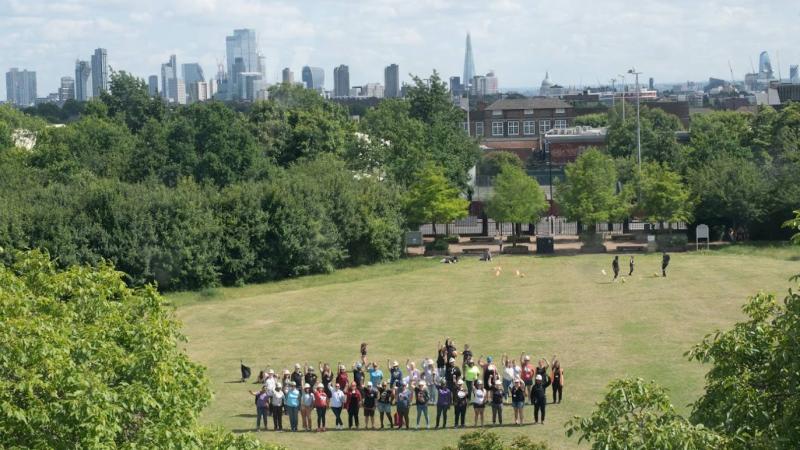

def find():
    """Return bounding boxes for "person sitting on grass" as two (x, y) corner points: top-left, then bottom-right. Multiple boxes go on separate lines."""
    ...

(480, 250), (493, 261)
(249, 385), (270, 432)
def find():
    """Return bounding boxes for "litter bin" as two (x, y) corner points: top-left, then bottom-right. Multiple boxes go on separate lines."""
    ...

(536, 236), (554, 254)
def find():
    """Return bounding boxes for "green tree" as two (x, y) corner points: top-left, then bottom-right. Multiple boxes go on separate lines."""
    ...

(100, 70), (165, 132)
(442, 430), (549, 450)
(686, 111), (753, 166)
(555, 149), (629, 242)
(404, 164), (469, 235)
(574, 112), (609, 128)
(0, 250), (268, 449)
(607, 104), (684, 168)
(485, 163), (548, 245)
(477, 151), (524, 177)
(687, 284), (800, 449)
(635, 162), (693, 225)
(784, 210), (800, 245)
(566, 378), (726, 450)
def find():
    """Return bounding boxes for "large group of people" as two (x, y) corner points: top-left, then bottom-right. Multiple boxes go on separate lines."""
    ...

(246, 339), (565, 432)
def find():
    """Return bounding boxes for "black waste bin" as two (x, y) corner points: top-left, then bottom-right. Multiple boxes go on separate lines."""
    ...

(536, 236), (554, 254)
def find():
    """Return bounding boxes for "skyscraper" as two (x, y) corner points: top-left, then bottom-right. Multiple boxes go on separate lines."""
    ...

(226, 29), (258, 98)
(334, 64), (350, 97)
(182, 63), (205, 85)
(282, 67), (294, 84)
(91, 48), (108, 96)
(384, 64), (400, 98)
(75, 60), (93, 101)
(161, 55), (178, 103)
(302, 66), (324, 91)
(5, 68), (37, 107)
(58, 76), (75, 102)
(463, 33), (476, 92)
(759, 51), (774, 80)
(148, 75), (158, 97)
(790, 65), (799, 84)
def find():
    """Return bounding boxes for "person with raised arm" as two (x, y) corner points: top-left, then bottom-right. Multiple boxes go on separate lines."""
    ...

(414, 380), (430, 428)
(336, 363), (349, 390)
(329, 382), (345, 430)
(551, 357), (564, 404)
(377, 380), (394, 429)
(472, 379), (486, 427)
(249, 385), (270, 431)
(435, 378), (452, 428)
(318, 362), (333, 397)
(511, 378), (526, 425)
(532, 374), (551, 424)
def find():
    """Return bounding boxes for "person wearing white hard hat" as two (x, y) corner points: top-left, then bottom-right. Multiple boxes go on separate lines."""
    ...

(330, 383), (345, 429)
(363, 381), (378, 429)
(422, 359), (437, 405)
(472, 380), (486, 427)
(453, 380), (469, 428)
(377, 380), (394, 429)
(264, 369), (277, 392)
(532, 373), (551, 424)
(336, 363), (349, 390)
(435, 378), (452, 428)
(520, 354), (534, 398)
(285, 381), (300, 431)
(313, 383), (328, 432)
(300, 383), (314, 431)
(511, 378), (526, 425)
(445, 357), (461, 395)
(414, 380), (430, 428)
(490, 379), (504, 425)
(271, 382), (285, 431)
(304, 366), (318, 396)
(291, 364), (303, 388)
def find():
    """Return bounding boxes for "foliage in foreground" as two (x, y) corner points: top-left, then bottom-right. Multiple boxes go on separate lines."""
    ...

(565, 378), (726, 450)
(0, 250), (269, 449)
(442, 430), (550, 450)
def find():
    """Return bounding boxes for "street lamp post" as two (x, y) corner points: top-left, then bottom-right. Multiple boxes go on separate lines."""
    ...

(617, 74), (626, 121)
(628, 68), (642, 170)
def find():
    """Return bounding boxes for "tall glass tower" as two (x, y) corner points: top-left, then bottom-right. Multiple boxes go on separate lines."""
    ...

(91, 48), (108, 96)
(463, 33), (476, 92)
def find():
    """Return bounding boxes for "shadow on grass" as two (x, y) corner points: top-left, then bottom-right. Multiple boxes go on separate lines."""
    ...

(235, 413), (257, 418)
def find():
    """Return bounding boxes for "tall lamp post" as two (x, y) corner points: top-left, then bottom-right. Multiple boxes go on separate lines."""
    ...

(627, 68), (642, 171)
(617, 73), (626, 121)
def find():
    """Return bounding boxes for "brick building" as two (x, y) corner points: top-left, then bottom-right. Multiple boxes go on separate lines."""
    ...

(467, 98), (577, 149)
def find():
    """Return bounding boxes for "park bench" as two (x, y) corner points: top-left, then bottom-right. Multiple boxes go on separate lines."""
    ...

(469, 236), (497, 244)
(461, 247), (490, 256)
(616, 245), (645, 253)
(610, 234), (636, 242)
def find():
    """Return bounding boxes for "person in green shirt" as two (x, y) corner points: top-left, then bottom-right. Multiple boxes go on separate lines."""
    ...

(464, 361), (480, 400)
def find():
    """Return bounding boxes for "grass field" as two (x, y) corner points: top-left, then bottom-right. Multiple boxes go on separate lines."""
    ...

(172, 245), (800, 449)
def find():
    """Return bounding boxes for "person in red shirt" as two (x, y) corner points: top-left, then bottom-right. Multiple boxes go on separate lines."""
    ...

(313, 383), (328, 432)
(520, 354), (534, 398)
(336, 364), (349, 390)
(344, 381), (362, 429)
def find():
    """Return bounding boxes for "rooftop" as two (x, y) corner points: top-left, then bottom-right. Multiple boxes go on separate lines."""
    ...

(486, 97), (572, 111)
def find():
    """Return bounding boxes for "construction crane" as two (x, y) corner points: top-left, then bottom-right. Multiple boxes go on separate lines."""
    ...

(728, 60), (735, 85)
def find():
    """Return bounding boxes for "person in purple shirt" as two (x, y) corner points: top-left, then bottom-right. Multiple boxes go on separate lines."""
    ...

(435, 379), (452, 428)
(249, 386), (270, 431)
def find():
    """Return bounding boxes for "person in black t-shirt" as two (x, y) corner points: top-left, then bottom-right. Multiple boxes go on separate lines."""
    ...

(362, 381), (378, 429)
(662, 252), (671, 277)
(612, 255), (620, 280)
(511, 379), (526, 425)
(532, 374), (551, 424)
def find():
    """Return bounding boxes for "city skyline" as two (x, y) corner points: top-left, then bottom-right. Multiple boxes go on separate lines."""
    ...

(1, 0), (799, 101)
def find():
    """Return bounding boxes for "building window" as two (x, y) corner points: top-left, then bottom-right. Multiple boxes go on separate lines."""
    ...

(462, 122), (469, 133)
(475, 122), (484, 136)
(492, 121), (504, 136)
(555, 108), (565, 114)
(555, 119), (567, 129)
(523, 109), (534, 115)
(523, 120), (536, 135)
(492, 110), (502, 117)
(508, 121), (519, 135)
(539, 120), (551, 134)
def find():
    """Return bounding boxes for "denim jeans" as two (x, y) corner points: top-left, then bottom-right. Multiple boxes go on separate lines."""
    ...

(427, 384), (437, 404)
(416, 404), (429, 427)
(256, 406), (269, 430)
(286, 405), (298, 431)
(502, 379), (512, 400)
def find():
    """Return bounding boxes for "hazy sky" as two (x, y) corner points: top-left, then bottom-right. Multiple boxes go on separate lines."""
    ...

(2, 0), (799, 99)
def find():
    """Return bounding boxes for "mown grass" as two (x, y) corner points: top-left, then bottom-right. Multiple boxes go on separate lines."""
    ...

(172, 246), (800, 449)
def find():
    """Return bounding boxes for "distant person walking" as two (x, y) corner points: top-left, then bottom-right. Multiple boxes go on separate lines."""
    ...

(551, 359), (564, 404)
(612, 255), (620, 280)
(629, 255), (635, 276)
(662, 252), (671, 277)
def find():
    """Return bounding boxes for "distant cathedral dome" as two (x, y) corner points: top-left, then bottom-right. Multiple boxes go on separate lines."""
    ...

(540, 71), (553, 95)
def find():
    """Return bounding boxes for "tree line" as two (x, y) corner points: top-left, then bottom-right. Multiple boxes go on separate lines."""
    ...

(0, 71), (479, 291)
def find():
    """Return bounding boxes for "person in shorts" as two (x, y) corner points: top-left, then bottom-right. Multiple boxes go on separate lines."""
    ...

(377, 381), (394, 429)
(362, 381), (378, 429)
(511, 378), (526, 425)
(472, 379), (486, 426)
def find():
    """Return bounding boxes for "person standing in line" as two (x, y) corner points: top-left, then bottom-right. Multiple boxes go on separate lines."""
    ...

(300, 383), (314, 431)
(281, 369), (291, 389)
(520, 354), (534, 399)
(501, 355), (516, 402)
(345, 381), (362, 429)
(353, 362), (365, 390)
(319, 362), (333, 398)
(446, 357), (461, 396)
(264, 369), (277, 392)
(612, 255), (620, 280)
(551, 358), (564, 404)
(435, 379), (452, 428)
(406, 360), (421, 386)
(462, 344), (473, 375)
(304, 366), (318, 396)
(464, 360), (480, 400)
(362, 381), (378, 429)
(249, 386), (270, 431)
(291, 364), (303, 388)
(532, 374), (551, 424)
(395, 382), (411, 429)
(360, 342), (368, 366)
(414, 381), (430, 429)
(478, 355), (498, 389)
(377, 381), (394, 429)
(368, 362), (383, 388)
(388, 360), (403, 388)
(313, 383), (328, 432)
(453, 380), (468, 428)
(628, 255), (635, 276)
(472, 380), (486, 427)
(329, 383), (345, 430)
(536, 358), (550, 381)
(285, 381), (300, 432)
(490, 379), (504, 425)
(511, 378), (526, 425)
(662, 252), (671, 277)
(423, 358), (437, 405)
(336, 364), (349, 390)
(270, 382), (285, 431)
(436, 344), (447, 379)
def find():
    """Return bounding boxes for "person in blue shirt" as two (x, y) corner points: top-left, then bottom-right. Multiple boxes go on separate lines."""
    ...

(368, 362), (384, 387)
(387, 360), (403, 388)
(285, 381), (301, 431)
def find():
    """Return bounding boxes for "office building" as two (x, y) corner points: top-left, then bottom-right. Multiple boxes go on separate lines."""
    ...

(334, 64), (350, 97)
(759, 51), (774, 80)
(463, 33), (476, 91)
(238, 72), (267, 101)
(790, 65), (799, 84)
(161, 55), (178, 103)
(59, 76), (75, 102)
(148, 75), (158, 97)
(450, 76), (463, 98)
(282, 67), (294, 84)
(384, 64), (400, 98)
(75, 60), (93, 101)
(182, 63), (205, 85)
(472, 71), (498, 97)
(226, 29), (259, 98)
(91, 48), (108, 96)
(362, 83), (384, 98)
(302, 66), (324, 91)
(188, 81), (209, 104)
(5, 68), (37, 107)
(175, 79), (187, 105)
